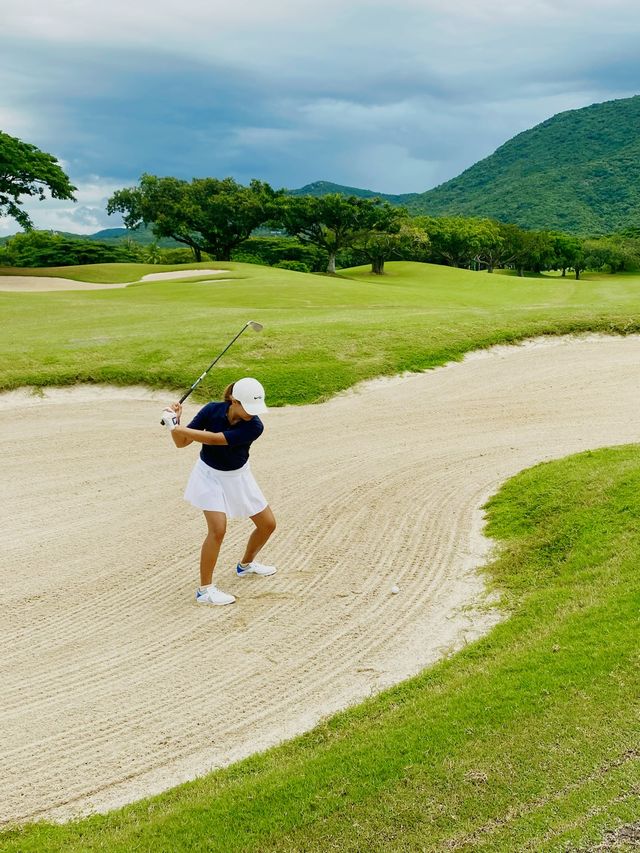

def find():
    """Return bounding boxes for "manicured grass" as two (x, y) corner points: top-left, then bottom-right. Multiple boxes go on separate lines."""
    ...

(0, 261), (239, 284)
(2, 445), (638, 851)
(2, 260), (640, 406)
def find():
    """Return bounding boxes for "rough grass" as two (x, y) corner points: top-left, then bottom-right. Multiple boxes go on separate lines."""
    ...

(2, 445), (638, 851)
(2, 261), (640, 406)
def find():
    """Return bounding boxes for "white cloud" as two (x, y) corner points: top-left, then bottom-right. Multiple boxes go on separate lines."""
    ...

(338, 144), (443, 195)
(5, 0), (640, 77)
(0, 176), (125, 237)
(2, 0), (640, 198)
(230, 126), (312, 149)
(0, 107), (39, 138)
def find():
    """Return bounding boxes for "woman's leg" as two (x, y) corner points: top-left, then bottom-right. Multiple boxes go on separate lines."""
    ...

(200, 510), (227, 586)
(241, 506), (276, 564)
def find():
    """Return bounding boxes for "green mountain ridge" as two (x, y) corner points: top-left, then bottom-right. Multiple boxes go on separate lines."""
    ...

(417, 94), (640, 233)
(0, 225), (181, 246)
(292, 97), (640, 234)
(5, 95), (639, 241)
(289, 180), (421, 205)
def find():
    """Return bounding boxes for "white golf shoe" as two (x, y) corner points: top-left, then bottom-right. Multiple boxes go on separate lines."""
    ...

(195, 585), (236, 606)
(236, 561), (277, 577)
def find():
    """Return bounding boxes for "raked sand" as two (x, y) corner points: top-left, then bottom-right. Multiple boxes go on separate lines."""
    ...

(0, 269), (229, 291)
(2, 334), (640, 824)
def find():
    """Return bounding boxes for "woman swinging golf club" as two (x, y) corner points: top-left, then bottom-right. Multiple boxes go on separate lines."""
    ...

(162, 377), (276, 606)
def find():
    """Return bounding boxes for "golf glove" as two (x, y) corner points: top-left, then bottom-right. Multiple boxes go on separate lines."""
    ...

(161, 408), (179, 431)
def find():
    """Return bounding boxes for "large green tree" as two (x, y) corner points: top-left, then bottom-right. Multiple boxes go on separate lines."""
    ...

(107, 174), (280, 261)
(515, 230), (558, 276)
(417, 215), (503, 270)
(356, 206), (430, 274)
(0, 130), (76, 229)
(275, 193), (391, 274)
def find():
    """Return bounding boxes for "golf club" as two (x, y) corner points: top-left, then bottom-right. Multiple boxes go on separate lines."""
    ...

(161, 320), (263, 423)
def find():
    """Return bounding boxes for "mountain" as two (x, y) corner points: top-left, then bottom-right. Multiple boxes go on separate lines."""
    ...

(415, 95), (640, 234)
(85, 225), (180, 246)
(5, 96), (639, 244)
(0, 225), (181, 246)
(289, 96), (640, 235)
(289, 180), (420, 205)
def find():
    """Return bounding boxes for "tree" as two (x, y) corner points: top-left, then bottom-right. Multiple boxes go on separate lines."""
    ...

(580, 237), (637, 274)
(231, 236), (328, 271)
(144, 241), (161, 264)
(515, 230), (557, 276)
(492, 222), (530, 273)
(107, 174), (280, 261)
(0, 230), (141, 267)
(357, 207), (430, 274)
(417, 216), (502, 270)
(0, 131), (76, 229)
(274, 193), (390, 274)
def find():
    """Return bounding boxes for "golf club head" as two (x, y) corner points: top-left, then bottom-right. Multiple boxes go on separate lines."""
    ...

(247, 321), (263, 332)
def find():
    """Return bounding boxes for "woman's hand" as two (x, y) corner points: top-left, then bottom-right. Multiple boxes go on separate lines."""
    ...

(161, 403), (182, 431)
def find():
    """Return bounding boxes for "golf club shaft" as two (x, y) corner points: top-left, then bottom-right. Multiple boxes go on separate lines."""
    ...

(178, 324), (251, 404)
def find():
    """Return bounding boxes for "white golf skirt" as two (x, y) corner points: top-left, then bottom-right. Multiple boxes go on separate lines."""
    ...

(184, 458), (267, 519)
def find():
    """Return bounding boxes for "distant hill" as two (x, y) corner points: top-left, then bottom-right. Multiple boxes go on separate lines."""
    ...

(5, 97), (639, 245)
(289, 180), (420, 205)
(85, 225), (181, 246)
(289, 97), (640, 235)
(0, 225), (181, 246)
(415, 95), (640, 234)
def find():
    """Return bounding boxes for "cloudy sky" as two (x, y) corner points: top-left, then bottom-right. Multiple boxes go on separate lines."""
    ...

(2, 0), (640, 235)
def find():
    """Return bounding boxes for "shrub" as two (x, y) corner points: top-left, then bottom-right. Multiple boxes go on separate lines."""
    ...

(230, 252), (265, 266)
(273, 260), (311, 273)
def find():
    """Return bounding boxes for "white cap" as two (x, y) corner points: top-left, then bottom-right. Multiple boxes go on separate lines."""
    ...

(232, 377), (267, 415)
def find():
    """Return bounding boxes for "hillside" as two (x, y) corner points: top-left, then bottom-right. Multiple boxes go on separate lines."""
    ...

(290, 96), (640, 234)
(5, 95), (639, 242)
(415, 95), (640, 233)
(289, 180), (419, 205)
(0, 225), (181, 246)
(79, 225), (180, 246)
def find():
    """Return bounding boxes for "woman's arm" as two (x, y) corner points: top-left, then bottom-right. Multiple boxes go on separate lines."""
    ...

(172, 425), (228, 447)
(164, 402), (229, 449)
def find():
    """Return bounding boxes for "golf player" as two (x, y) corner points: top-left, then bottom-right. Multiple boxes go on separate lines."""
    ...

(161, 377), (276, 606)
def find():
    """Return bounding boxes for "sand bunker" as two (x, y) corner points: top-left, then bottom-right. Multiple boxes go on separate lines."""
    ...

(140, 269), (227, 281)
(0, 276), (131, 292)
(2, 334), (640, 824)
(0, 269), (229, 292)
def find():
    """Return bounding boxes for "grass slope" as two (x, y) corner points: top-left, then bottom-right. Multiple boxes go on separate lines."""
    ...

(2, 445), (639, 851)
(1, 261), (640, 406)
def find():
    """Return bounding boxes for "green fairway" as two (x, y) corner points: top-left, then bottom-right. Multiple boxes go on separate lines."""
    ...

(2, 445), (638, 851)
(2, 260), (639, 850)
(2, 260), (640, 406)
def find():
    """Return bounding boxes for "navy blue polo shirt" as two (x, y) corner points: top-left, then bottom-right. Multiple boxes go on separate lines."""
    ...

(187, 401), (264, 471)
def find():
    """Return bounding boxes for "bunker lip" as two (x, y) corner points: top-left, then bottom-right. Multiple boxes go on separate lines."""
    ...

(2, 333), (640, 824)
(0, 269), (230, 291)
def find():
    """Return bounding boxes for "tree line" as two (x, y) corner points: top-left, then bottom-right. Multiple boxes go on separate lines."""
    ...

(102, 173), (640, 278)
(2, 127), (640, 277)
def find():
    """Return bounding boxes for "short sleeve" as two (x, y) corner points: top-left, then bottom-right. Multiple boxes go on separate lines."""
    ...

(223, 418), (264, 447)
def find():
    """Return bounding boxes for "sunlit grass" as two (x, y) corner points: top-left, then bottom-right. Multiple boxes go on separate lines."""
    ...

(2, 261), (640, 406)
